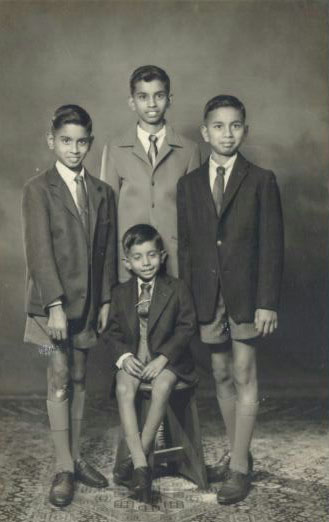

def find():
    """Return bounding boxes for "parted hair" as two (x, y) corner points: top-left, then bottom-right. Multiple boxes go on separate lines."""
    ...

(51, 104), (93, 134)
(129, 65), (170, 95)
(204, 95), (246, 121)
(122, 224), (164, 254)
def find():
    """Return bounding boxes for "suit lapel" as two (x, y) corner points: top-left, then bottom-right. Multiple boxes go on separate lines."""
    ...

(154, 124), (182, 170)
(147, 275), (174, 334)
(117, 125), (150, 166)
(219, 153), (249, 219)
(47, 166), (81, 222)
(123, 277), (139, 341)
(85, 170), (105, 241)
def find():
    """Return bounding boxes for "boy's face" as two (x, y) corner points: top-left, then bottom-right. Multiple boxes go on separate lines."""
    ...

(47, 124), (93, 171)
(129, 80), (171, 131)
(201, 107), (248, 162)
(124, 240), (166, 282)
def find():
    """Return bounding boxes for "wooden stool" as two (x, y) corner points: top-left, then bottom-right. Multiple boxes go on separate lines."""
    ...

(114, 379), (208, 489)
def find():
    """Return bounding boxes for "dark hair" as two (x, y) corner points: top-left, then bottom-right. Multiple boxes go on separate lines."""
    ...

(122, 224), (164, 254)
(130, 65), (170, 95)
(204, 95), (246, 121)
(51, 104), (93, 134)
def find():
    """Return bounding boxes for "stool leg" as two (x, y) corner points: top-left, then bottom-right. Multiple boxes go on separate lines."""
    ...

(166, 389), (208, 489)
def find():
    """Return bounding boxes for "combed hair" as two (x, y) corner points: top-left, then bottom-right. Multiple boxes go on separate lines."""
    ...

(122, 224), (164, 254)
(204, 95), (246, 121)
(129, 65), (170, 95)
(51, 104), (93, 134)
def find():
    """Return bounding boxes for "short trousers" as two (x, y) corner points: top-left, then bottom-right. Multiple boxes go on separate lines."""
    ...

(199, 291), (260, 346)
(24, 313), (97, 353)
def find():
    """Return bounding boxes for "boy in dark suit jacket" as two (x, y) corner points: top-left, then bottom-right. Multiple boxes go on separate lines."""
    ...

(22, 105), (117, 507)
(106, 224), (196, 502)
(177, 95), (284, 504)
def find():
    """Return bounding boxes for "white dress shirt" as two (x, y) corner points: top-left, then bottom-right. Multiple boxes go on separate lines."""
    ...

(209, 153), (237, 193)
(137, 124), (166, 154)
(56, 160), (87, 207)
(116, 277), (156, 369)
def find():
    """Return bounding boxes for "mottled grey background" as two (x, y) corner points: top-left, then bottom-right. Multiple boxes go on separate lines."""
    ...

(0, 0), (328, 395)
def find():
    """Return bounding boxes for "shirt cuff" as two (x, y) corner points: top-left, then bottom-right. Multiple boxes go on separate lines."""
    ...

(47, 299), (62, 308)
(116, 352), (133, 369)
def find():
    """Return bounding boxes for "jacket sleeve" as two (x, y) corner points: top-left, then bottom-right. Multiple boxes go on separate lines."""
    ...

(177, 178), (192, 288)
(101, 185), (117, 304)
(104, 289), (134, 363)
(100, 144), (120, 206)
(22, 181), (64, 309)
(256, 172), (284, 311)
(187, 142), (201, 173)
(156, 280), (196, 364)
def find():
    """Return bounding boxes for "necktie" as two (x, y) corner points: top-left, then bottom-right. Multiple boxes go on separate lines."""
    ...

(148, 135), (158, 166)
(212, 166), (225, 216)
(137, 283), (152, 317)
(74, 174), (89, 241)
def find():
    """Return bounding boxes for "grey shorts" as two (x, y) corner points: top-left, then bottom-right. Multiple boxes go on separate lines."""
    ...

(199, 292), (259, 345)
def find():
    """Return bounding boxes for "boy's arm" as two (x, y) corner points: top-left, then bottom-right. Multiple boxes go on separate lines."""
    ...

(104, 291), (135, 363)
(22, 181), (64, 309)
(156, 280), (196, 365)
(177, 178), (192, 287)
(256, 172), (284, 312)
(186, 142), (201, 173)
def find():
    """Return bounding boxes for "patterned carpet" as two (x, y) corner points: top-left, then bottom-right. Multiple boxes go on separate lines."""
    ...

(0, 396), (327, 522)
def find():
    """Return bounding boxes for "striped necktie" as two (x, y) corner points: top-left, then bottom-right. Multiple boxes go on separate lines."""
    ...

(74, 174), (90, 242)
(148, 135), (158, 166)
(137, 283), (152, 317)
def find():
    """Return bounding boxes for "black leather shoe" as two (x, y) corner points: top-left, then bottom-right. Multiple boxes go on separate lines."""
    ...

(113, 457), (133, 487)
(74, 459), (108, 488)
(131, 466), (152, 503)
(208, 451), (253, 482)
(216, 469), (251, 504)
(49, 471), (74, 507)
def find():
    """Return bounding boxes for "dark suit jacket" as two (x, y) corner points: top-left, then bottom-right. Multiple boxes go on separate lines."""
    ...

(105, 274), (196, 382)
(177, 153), (284, 324)
(22, 165), (117, 319)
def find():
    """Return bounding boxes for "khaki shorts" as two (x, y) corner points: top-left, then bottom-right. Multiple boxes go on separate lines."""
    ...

(199, 292), (259, 345)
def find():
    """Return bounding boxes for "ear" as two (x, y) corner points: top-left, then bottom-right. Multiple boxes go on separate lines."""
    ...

(160, 250), (168, 264)
(128, 96), (136, 112)
(88, 135), (94, 150)
(122, 257), (132, 272)
(200, 124), (209, 143)
(167, 93), (173, 107)
(243, 125), (249, 138)
(46, 131), (55, 150)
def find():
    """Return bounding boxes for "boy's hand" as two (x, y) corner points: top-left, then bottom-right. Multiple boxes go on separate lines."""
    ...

(48, 305), (68, 341)
(141, 355), (168, 381)
(97, 302), (111, 334)
(122, 355), (144, 379)
(254, 309), (278, 336)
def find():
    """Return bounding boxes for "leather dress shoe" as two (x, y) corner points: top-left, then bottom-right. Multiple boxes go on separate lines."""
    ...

(207, 451), (253, 482)
(113, 457), (133, 487)
(216, 469), (251, 504)
(49, 471), (74, 507)
(74, 458), (108, 488)
(131, 466), (152, 503)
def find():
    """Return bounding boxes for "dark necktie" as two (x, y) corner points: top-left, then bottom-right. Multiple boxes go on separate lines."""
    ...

(212, 166), (225, 216)
(148, 135), (158, 166)
(137, 283), (152, 318)
(74, 174), (90, 242)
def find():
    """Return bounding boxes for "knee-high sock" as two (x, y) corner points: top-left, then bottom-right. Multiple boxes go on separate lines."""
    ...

(217, 394), (237, 451)
(230, 401), (259, 474)
(70, 387), (86, 461)
(125, 433), (147, 469)
(47, 399), (74, 472)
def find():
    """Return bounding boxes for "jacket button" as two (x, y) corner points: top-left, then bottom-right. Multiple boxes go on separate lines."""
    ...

(81, 294), (86, 299)
(151, 180), (155, 186)
(217, 240), (222, 246)
(152, 203), (155, 208)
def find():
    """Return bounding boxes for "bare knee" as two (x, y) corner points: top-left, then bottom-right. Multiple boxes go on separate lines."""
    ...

(116, 380), (136, 403)
(70, 364), (87, 392)
(48, 365), (70, 402)
(151, 375), (175, 402)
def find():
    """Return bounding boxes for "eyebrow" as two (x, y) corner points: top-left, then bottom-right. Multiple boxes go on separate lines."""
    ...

(211, 120), (243, 124)
(135, 90), (167, 95)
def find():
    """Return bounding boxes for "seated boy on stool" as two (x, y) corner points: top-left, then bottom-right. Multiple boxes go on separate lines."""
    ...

(105, 224), (196, 501)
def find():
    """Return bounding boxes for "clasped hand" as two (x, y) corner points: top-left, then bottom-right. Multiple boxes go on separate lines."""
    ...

(122, 354), (168, 381)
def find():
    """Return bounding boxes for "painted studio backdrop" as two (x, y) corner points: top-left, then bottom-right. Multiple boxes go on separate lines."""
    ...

(0, 0), (328, 395)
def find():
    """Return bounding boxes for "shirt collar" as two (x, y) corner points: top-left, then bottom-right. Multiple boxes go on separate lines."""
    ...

(137, 124), (166, 142)
(209, 153), (237, 174)
(56, 160), (85, 181)
(137, 277), (156, 294)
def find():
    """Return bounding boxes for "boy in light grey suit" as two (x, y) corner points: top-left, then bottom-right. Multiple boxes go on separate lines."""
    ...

(100, 65), (200, 281)
(22, 105), (117, 507)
